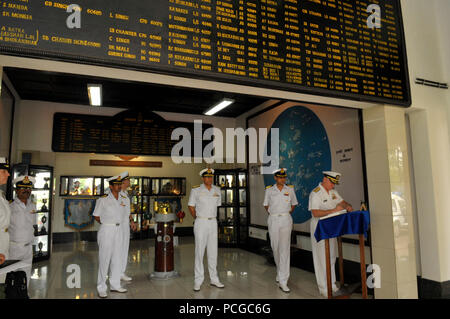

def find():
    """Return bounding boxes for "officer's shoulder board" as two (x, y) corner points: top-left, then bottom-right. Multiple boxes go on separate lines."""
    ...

(8, 199), (13, 203)
(120, 194), (127, 198)
(101, 194), (108, 198)
(287, 184), (294, 188)
(265, 185), (273, 189)
(313, 187), (321, 193)
(192, 185), (200, 189)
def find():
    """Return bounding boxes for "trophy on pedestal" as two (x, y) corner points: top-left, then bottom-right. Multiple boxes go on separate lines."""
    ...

(40, 216), (47, 235)
(38, 242), (44, 256)
(44, 177), (50, 189)
(40, 198), (48, 212)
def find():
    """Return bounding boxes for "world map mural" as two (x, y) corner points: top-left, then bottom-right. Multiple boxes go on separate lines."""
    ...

(264, 106), (331, 223)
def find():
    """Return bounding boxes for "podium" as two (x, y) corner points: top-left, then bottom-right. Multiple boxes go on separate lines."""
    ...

(314, 210), (370, 299)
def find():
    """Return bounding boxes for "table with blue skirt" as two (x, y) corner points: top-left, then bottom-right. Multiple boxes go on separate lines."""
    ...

(314, 210), (370, 299)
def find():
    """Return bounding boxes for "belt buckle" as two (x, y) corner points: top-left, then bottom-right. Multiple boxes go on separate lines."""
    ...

(116, 223), (120, 226)
(4, 228), (7, 232)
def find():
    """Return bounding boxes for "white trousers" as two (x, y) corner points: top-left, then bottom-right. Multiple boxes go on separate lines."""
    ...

(120, 222), (130, 277)
(97, 224), (123, 292)
(310, 227), (339, 295)
(268, 214), (292, 286)
(194, 219), (219, 286)
(9, 242), (33, 288)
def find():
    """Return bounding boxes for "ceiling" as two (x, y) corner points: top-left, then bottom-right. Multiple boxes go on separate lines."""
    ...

(4, 67), (269, 118)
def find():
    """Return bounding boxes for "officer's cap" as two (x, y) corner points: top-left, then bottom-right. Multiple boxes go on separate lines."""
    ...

(0, 157), (10, 171)
(13, 175), (35, 189)
(273, 168), (287, 178)
(200, 168), (215, 177)
(107, 175), (123, 185)
(323, 171), (341, 185)
(119, 171), (130, 181)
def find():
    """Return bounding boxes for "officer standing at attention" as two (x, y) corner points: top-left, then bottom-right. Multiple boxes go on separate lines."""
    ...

(188, 168), (224, 292)
(9, 175), (37, 287)
(117, 171), (136, 282)
(93, 175), (128, 298)
(263, 168), (298, 293)
(308, 171), (353, 297)
(0, 158), (11, 294)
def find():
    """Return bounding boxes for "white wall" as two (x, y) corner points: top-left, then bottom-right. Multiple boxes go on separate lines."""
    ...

(400, 0), (450, 283)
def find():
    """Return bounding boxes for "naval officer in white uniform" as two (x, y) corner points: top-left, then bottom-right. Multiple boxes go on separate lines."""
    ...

(0, 158), (11, 289)
(9, 176), (37, 287)
(93, 175), (128, 298)
(263, 168), (298, 293)
(188, 168), (224, 291)
(117, 171), (136, 282)
(308, 171), (353, 297)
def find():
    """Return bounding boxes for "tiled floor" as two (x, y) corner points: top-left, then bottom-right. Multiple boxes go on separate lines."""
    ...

(28, 237), (364, 299)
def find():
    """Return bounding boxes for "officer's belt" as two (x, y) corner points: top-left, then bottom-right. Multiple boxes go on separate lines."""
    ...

(196, 216), (216, 220)
(102, 223), (121, 226)
(10, 241), (31, 247)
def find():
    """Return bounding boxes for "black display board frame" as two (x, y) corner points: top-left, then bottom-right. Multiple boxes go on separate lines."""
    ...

(0, 0), (411, 107)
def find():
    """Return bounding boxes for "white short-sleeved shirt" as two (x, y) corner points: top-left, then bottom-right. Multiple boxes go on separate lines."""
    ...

(263, 184), (298, 215)
(9, 198), (36, 244)
(308, 183), (343, 234)
(0, 190), (11, 256)
(119, 190), (130, 222)
(308, 183), (343, 211)
(188, 184), (221, 218)
(93, 192), (126, 225)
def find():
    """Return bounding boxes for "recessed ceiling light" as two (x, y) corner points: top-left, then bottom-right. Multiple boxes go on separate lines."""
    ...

(204, 98), (234, 116)
(87, 84), (102, 106)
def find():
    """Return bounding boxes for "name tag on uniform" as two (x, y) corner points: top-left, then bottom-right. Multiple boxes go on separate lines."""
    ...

(284, 193), (289, 196)
(332, 194), (337, 200)
(120, 201), (126, 206)
(323, 199), (328, 203)
(213, 193), (219, 197)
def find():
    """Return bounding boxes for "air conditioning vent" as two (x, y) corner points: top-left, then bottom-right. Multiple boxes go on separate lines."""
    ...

(415, 78), (448, 89)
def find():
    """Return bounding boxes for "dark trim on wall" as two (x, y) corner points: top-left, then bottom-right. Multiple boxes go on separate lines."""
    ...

(52, 227), (194, 244)
(417, 276), (450, 299)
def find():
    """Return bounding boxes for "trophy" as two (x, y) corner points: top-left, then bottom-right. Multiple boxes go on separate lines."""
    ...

(44, 177), (50, 189)
(220, 177), (225, 187)
(33, 225), (39, 236)
(40, 216), (47, 235)
(38, 242), (44, 256)
(41, 198), (48, 212)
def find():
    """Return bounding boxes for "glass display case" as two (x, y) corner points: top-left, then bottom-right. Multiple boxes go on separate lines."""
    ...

(128, 177), (186, 239)
(59, 175), (186, 240)
(10, 164), (54, 262)
(214, 169), (248, 248)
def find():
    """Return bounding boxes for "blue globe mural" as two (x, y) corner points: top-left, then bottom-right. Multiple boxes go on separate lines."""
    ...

(264, 106), (331, 223)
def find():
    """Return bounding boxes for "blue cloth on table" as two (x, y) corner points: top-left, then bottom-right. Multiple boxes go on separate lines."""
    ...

(314, 211), (370, 242)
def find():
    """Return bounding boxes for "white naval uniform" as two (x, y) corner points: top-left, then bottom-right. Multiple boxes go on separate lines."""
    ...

(119, 190), (131, 277)
(0, 190), (11, 284)
(8, 198), (36, 287)
(93, 192), (126, 293)
(263, 184), (298, 286)
(188, 184), (221, 286)
(308, 183), (343, 296)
